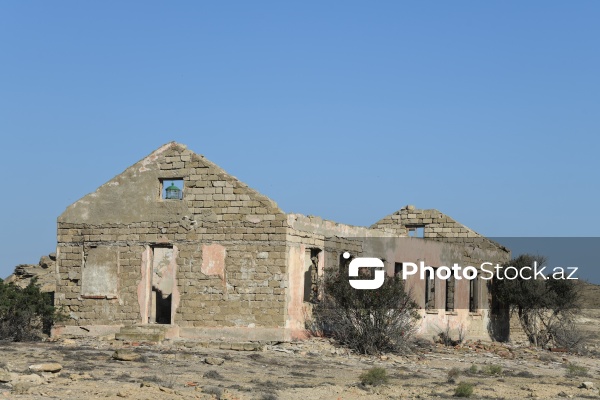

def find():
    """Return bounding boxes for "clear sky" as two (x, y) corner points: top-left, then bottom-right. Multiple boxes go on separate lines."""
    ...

(1, 2), (599, 280)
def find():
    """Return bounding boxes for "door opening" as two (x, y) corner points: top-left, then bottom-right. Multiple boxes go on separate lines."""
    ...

(148, 246), (175, 324)
(152, 289), (172, 324)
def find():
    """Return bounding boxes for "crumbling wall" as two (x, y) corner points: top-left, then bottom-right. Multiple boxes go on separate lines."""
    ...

(284, 214), (388, 338)
(370, 205), (512, 341)
(56, 142), (289, 340)
(53, 143), (516, 343)
(287, 213), (511, 342)
(371, 205), (507, 250)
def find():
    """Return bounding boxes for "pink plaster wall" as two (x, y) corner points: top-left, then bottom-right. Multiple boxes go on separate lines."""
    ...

(201, 243), (227, 289)
(377, 239), (491, 339)
(286, 245), (306, 336)
(169, 246), (180, 324)
(137, 247), (152, 323)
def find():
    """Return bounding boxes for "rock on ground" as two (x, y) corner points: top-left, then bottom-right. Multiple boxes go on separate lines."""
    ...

(29, 362), (62, 373)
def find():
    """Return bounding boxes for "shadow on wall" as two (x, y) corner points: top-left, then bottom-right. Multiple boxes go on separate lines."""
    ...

(154, 289), (172, 324)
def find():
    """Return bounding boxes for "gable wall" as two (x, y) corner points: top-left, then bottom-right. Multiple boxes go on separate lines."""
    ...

(53, 144), (515, 343)
(286, 213), (512, 342)
(55, 144), (289, 339)
(371, 205), (505, 250)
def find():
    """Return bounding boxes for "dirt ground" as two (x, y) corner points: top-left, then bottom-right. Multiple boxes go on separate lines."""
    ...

(1, 283), (599, 399)
(0, 331), (599, 400)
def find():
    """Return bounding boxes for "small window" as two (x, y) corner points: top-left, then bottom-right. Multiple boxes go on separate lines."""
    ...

(407, 225), (425, 238)
(304, 248), (321, 303)
(445, 276), (455, 312)
(394, 262), (403, 278)
(425, 268), (435, 309)
(469, 277), (479, 312)
(160, 179), (183, 200)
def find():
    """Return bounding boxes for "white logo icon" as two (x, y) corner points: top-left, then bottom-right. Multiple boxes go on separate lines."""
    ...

(346, 253), (385, 290)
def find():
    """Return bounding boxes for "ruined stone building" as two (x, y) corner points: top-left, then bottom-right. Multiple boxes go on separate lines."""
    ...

(53, 142), (511, 342)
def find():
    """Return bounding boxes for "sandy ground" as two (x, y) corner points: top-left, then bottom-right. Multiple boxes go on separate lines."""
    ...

(0, 333), (599, 400)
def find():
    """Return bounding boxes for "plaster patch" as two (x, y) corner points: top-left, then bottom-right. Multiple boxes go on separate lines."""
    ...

(201, 244), (226, 283)
(81, 247), (118, 299)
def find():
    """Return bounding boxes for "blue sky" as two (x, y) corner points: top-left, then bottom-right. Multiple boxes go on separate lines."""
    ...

(1, 2), (599, 280)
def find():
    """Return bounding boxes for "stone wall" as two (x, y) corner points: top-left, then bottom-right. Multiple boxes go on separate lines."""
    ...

(56, 142), (290, 340)
(284, 214), (392, 337)
(284, 213), (512, 342)
(371, 205), (508, 251)
(53, 142), (517, 343)
(371, 205), (513, 341)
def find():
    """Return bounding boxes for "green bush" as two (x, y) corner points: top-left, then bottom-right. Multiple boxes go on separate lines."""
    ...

(359, 367), (389, 386)
(313, 272), (420, 355)
(483, 364), (502, 375)
(492, 254), (582, 348)
(467, 364), (478, 374)
(0, 278), (64, 341)
(454, 382), (474, 397)
(565, 363), (589, 377)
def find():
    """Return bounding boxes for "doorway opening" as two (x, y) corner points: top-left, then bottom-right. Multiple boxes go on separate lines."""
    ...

(148, 246), (175, 324)
(152, 288), (172, 324)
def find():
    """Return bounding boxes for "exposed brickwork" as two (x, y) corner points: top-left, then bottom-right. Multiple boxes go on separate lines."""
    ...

(371, 205), (507, 251)
(53, 142), (515, 342)
(56, 143), (289, 338)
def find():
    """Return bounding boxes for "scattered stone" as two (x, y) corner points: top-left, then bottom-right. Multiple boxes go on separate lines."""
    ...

(71, 372), (92, 381)
(29, 363), (62, 373)
(0, 370), (11, 383)
(13, 374), (44, 385)
(41, 372), (59, 380)
(205, 357), (225, 366)
(557, 391), (573, 398)
(159, 386), (174, 393)
(12, 382), (34, 395)
(271, 347), (293, 354)
(497, 350), (512, 358)
(112, 350), (140, 361)
(230, 343), (244, 351)
(580, 382), (595, 390)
